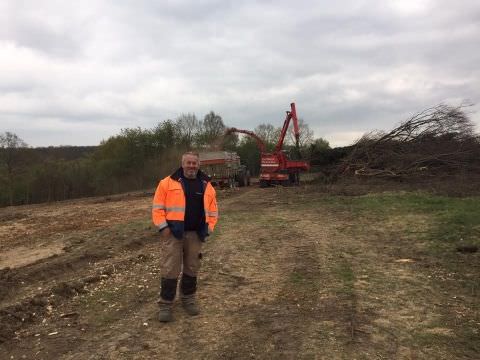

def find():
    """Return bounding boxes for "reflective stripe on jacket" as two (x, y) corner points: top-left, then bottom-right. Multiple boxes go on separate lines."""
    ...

(152, 169), (218, 239)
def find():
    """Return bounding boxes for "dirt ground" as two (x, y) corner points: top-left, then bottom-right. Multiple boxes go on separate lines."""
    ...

(0, 185), (478, 359)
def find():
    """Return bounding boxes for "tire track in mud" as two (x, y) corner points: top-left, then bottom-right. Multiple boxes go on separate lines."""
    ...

(0, 232), (158, 346)
(0, 228), (155, 302)
(206, 202), (371, 359)
(212, 239), (323, 359)
(0, 245), (166, 359)
(295, 209), (401, 359)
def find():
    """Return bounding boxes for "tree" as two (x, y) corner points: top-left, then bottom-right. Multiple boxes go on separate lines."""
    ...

(0, 132), (28, 205)
(92, 127), (153, 191)
(287, 118), (314, 148)
(308, 138), (332, 165)
(312, 138), (330, 150)
(221, 132), (239, 151)
(254, 123), (281, 150)
(198, 111), (225, 146)
(151, 119), (177, 150)
(175, 113), (200, 148)
(236, 136), (261, 175)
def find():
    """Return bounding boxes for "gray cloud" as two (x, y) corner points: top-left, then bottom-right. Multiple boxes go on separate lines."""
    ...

(0, 0), (479, 147)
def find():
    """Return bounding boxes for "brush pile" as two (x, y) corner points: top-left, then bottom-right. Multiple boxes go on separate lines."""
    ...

(340, 104), (480, 179)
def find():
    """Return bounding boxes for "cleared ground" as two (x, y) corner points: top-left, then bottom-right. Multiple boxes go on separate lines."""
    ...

(0, 184), (478, 359)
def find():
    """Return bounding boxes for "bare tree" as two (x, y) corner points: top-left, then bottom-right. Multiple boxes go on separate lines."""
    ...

(199, 111), (225, 145)
(0, 132), (28, 205)
(254, 123), (281, 147)
(175, 113), (200, 148)
(286, 118), (314, 148)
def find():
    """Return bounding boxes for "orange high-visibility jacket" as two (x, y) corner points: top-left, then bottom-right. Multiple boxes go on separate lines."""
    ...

(152, 169), (218, 238)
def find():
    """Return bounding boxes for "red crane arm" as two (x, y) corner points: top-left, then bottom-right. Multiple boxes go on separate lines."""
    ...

(291, 102), (300, 148)
(225, 127), (266, 153)
(274, 102), (300, 152)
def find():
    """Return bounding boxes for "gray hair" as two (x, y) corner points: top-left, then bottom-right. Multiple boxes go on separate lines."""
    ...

(182, 151), (199, 162)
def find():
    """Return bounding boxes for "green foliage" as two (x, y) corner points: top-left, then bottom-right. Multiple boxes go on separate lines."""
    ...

(309, 144), (354, 168)
(236, 137), (261, 175)
(1, 115), (324, 206)
(151, 120), (177, 149)
(307, 138), (330, 164)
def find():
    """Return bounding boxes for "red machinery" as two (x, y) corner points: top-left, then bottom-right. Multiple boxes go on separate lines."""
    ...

(226, 103), (310, 187)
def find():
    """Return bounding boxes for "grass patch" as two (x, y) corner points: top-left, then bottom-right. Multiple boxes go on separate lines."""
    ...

(110, 218), (151, 232)
(335, 261), (355, 296)
(356, 194), (480, 247)
(412, 326), (480, 358)
(302, 191), (479, 356)
(290, 271), (306, 284)
(287, 266), (322, 294)
(301, 192), (480, 249)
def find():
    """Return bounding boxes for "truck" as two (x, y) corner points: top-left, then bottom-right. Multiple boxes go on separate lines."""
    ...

(226, 103), (310, 187)
(199, 151), (250, 188)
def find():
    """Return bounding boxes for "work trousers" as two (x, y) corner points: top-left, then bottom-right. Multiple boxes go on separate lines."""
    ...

(161, 231), (203, 278)
(159, 231), (203, 302)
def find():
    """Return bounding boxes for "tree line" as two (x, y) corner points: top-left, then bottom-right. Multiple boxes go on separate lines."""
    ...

(0, 111), (330, 206)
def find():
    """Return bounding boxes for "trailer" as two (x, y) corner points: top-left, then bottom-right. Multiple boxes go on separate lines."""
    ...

(199, 151), (250, 188)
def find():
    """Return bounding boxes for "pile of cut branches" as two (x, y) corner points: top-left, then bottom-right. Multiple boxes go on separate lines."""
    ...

(340, 104), (480, 179)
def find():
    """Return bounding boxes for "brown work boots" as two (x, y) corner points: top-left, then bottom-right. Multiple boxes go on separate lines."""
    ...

(181, 295), (200, 316)
(158, 302), (173, 322)
(158, 296), (200, 322)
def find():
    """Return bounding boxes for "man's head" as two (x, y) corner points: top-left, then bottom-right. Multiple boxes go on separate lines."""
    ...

(181, 151), (200, 179)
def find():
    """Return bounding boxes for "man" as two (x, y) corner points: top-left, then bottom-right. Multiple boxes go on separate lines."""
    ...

(152, 151), (218, 322)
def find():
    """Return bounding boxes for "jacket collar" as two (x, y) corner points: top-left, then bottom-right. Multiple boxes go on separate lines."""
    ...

(170, 167), (211, 182)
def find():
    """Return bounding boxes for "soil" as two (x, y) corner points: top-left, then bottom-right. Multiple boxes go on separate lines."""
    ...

(0, 185), (478, 359)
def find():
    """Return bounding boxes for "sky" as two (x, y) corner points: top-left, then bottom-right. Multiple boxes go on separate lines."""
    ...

(1, 0), (479, 148)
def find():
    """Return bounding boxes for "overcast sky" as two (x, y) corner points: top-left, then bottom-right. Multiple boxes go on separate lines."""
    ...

(1, 0), (479, 147)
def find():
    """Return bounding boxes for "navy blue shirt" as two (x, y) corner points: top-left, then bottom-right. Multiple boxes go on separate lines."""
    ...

(182, 175), (205, 231)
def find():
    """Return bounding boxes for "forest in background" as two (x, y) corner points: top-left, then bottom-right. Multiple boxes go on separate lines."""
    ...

(0, 111), (331, 206)
(3, 104), (479, 207)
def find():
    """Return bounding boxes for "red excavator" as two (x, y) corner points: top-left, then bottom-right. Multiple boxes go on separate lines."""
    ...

(226, 103), (310, 187)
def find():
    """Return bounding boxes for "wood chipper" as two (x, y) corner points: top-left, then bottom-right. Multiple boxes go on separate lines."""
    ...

(226, 103), (310, 187)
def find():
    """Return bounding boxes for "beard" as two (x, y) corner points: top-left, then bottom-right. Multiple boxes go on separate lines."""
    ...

(183, 168), (198, 179)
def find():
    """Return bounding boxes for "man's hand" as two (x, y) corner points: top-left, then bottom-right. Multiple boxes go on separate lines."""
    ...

(160, 227), (171, 238)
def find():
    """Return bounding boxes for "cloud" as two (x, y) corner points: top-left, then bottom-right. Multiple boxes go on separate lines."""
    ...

(0, 0), (479, 147)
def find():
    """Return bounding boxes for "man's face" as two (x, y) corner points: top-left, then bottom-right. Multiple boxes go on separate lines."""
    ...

(182, 154), (200, 179)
